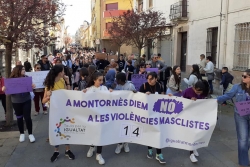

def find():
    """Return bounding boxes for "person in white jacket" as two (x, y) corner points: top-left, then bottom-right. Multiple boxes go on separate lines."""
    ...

(82, 72), (112, 165)
(184, 64), (202, 87)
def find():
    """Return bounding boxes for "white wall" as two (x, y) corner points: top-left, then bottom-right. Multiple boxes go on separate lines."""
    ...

(187, 0), (250, 70)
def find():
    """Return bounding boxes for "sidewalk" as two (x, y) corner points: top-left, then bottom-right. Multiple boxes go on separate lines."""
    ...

(0, 100), (239, 167)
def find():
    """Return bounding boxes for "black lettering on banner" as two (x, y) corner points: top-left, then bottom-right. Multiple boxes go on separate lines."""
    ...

(120, 124), (143, 138)
(133, 127), (139, 137)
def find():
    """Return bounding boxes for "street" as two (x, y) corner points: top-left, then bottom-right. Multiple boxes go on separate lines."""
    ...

(0, 102), (239, 167)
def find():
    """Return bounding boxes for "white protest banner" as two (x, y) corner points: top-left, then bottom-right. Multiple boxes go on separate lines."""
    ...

(49, 90), (217, 150)
(26, 71), (49, 88)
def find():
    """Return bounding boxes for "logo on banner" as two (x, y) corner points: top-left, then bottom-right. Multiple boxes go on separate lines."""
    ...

(54, 117), (86, 140)
(153, 99), (183, 114)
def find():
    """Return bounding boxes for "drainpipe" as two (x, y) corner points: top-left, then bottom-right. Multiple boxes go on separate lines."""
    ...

(217, 0), (223, 69)
(223, 0), (229, 67)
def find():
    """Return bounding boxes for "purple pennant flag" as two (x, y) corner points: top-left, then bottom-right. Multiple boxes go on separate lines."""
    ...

(4, 77), (32, 95)
(146, 68), (158, 73)
(235, 101), (250, 116)
(131, 74), (147, 91)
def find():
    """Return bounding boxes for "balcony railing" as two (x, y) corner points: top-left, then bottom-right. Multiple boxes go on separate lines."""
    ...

(169, 0), (188, 21)
(103, 10), (126, 18)
(103, 29), (110, 38)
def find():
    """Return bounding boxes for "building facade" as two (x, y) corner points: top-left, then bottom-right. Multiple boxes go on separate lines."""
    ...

(134, 0), (250, 83)
(91, 0), (102, 51)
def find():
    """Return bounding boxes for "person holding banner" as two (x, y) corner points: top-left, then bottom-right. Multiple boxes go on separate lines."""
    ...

(83, 72), (112, 165)
(33, 64), (47, 116)
(4, 65), (36, 143)
(217, 69), (250, 167)
(182, 80), (210, 163)
(139, 72), (166, 164)
(166, 65), (182, 95)
(42, 65), (75, 162)
(114, 72), (136, 154)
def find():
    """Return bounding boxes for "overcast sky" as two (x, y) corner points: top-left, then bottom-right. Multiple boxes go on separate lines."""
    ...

(62, 0), (91, 36)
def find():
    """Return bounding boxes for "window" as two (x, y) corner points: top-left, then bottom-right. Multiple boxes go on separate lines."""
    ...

(138, 0), (143, 12)
(233, 23), (250, 71)
(149, 0), (153, 8)
(106, 3), (118, 11)
(206, 27), (218, 66)
(106, 22), (112, 30)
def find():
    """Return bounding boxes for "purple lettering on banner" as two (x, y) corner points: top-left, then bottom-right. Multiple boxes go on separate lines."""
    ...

(159, 117), (165, 124)
(235, 101), (250, 116)
(111, 113), (117, 120)
(105, 114), (109, 121)
(95, 115), (99, 122)
(119, 113), (125, 120)
(153, 99), (183, 115)
(146, 68), (158, 73)
(125, 113), (129, 120)
(129, 100), (134, 106)
(131, 74), (147, 91)
(81, 101), (87, 107)
(130, 112), (134, 121)
(199, 122), (204, 130)
(88, 115), (93, 122)
(74, 100), (81, 107)
(149, 118), (153, 125)
(100, 115), (105, 122)
(66, 99), (72, 106)
(4, 77), (32, 95)
(106, 100), (111, 106)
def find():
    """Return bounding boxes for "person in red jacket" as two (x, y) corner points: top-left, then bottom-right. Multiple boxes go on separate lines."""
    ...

(0, 72), (6, 119)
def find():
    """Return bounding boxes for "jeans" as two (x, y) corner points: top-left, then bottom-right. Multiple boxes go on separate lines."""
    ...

(12, 100), (32, 134)
(34, 92), (47, 112)
(234, 112), (250, 166)
(208, 80), (213, 91)
(0, 94), (6, 114)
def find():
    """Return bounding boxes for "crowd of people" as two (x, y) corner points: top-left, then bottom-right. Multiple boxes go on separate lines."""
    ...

(0, 48), (249, 167)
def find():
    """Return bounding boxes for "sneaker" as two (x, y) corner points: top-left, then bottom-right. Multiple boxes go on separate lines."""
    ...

(124, 143), (130, 153)
(87, 147), (95, 157)
(34, 112), (39, 116)
(147, 149), (153, 159)
(96, 154), (105, 165)
(115, 144), (123, 154)
(28, 134), (35, 143)
(51, 152), (60, 162)
(193, 150), (199, 157)
(19, 134), (25, 142)
(156, 154), (166, 164)
(65, 150), (75, 160)
(190, 153), (198, 163)
(43, 111), (48, 115)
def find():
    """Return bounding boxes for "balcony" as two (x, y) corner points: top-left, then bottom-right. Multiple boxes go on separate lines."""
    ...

(169, 0), (188, 21)
(103, 30), (110, 38)
(103, 10), (126, 18)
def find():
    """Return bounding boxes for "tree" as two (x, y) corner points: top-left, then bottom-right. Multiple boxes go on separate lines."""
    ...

(0, 0), (66, 126)
(108, 9), (167, 56)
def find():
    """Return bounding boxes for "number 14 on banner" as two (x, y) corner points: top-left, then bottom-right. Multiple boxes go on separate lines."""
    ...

(120, 124), (143, 138)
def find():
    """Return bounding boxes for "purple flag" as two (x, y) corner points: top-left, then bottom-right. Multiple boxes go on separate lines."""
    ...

(4, 77), (32, 95)
(235, 101), (250, 116)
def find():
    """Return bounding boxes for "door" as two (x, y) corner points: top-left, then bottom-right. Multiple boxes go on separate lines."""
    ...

(180, 32), (187, 72)
(160, 36), (172, 66)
